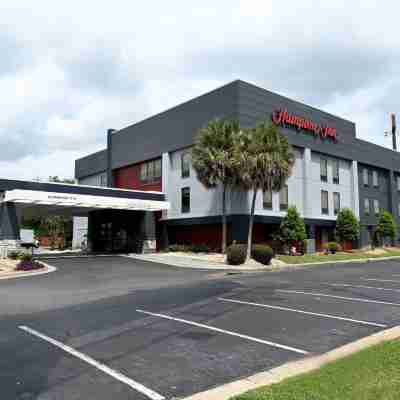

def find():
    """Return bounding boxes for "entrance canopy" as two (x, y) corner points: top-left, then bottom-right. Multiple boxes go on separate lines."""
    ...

(2, 189), (169, 212)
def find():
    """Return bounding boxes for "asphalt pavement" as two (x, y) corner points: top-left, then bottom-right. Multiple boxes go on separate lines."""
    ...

(2, 255), (400, 399)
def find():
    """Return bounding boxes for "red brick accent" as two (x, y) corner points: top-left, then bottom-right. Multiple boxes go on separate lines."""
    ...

(113, 162), (162, 192)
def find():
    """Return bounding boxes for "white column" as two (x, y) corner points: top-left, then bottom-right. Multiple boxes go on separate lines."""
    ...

(161, 152), (170, 219)
(303, 148), (312, 218)
(351, 160), (360, 218)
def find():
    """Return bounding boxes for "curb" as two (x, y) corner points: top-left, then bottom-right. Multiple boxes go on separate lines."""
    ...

(0, 261), (57, 281)
(182, 325), (400, 400)
(122, 254), (272, 271)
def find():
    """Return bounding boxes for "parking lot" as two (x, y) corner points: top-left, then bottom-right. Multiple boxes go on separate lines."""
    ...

(2, 256), (400, 400)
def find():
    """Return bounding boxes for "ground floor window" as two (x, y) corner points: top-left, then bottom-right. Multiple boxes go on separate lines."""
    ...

(333, 192), (340, 215)
(181, 187), (190, 213)
(279, 185), (288, 211)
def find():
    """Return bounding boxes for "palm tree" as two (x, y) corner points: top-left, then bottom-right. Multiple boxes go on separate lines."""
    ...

(191, 119), (240, 253)
(234, 122), (295, 260)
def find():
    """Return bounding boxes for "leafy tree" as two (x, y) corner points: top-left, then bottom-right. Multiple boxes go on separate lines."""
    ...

(335, 208), (360, 243)
(192, 119), (240, 253)
(279, 206), (307, 247)
(376, 211), (397, 245)
(234, 122), (295, 260)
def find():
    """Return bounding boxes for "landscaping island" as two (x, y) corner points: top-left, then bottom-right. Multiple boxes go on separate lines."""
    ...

(231, 340), (400, 400)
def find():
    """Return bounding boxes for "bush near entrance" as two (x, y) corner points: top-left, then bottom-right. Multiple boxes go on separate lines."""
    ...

(376, 211), (397, 245)
(226, 243), (247, 265)
(335, 208), (360, 244)
(251, 245), (274, 265)
(278, 206), (307, 249)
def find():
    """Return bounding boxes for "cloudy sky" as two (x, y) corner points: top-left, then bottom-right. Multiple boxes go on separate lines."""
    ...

(0, 1), (398, 180)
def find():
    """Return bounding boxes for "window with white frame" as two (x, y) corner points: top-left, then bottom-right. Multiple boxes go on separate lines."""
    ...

(321, 190), (329, 215)
(372, 170), (379, 187)
(363, 168), (369, 186)
(181, 152), (191, 178)
(333, 192), (340, 215)
(263, 189), (273, 210)
(332, 160), (339, 184)
(373, 199), (380, 215)
(320, 158), (328, 182)
(279, 185), (288, 211)
(181, 187), (190, 213)
(364, 198), (370, 216)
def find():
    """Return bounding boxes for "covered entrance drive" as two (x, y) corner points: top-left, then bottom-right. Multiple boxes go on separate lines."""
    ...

(0, 179), (169, 255)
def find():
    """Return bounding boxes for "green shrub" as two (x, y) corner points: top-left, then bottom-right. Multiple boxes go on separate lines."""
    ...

(19, 253), (33, 262)
(323, 242), (341, 253)
(278, 206), (307, 246)
(376, 211), (397, 244)
(168, 244), (187, 252)
(336, 208), (360, 242)
(226, 244), (247, 265)
(8, 251), (21, 260)
(251, 245), (274, 265)
(189, 243), (210, 253)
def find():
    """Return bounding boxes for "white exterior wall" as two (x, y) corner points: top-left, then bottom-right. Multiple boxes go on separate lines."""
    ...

(164, 147), (358, 221)
(72, 171), (107, 249)
(305, 151), (355, 220)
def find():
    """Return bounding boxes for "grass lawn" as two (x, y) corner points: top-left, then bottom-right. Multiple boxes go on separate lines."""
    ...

(277, 248), (400, 265)
(232, 340), (400, 400)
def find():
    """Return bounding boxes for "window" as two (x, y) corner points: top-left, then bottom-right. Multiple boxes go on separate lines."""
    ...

(279, 185), (288, 211)
(372, 170), (379, 187)
(320, 158), (328, 182)
(332, 160), (339, 184)
(373, 199), (380, 215)
(263, 190), (273, 210)
(363, 168), (369, 186)
(181, 187), (190, 213)
(181, 152), (191, 178)
(398, 202), (400, 216)
(140, 159), (162, 183)
(321, 190), (329, 215)
(397, 176), (400, 191)
(333, 192), (340, 215)
(364, 198), (370, 216)
(100, 173), (107, 187)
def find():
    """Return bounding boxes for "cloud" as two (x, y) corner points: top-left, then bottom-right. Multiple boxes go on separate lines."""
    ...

(0, 0), (399, 179)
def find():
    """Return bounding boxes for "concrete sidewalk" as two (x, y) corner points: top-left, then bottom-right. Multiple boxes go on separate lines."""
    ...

(124, 253), (272, 271)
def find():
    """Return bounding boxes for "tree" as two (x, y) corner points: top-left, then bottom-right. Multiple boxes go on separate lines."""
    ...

(191, 119), (240, 253)
(234, 122), (295, 260)
(335, 208), (360, 243)
(279, 206), (307, 247)
(376, 211), (397, 246)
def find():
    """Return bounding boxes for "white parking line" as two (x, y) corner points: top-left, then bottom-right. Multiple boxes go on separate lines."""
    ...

(330, 283), (400, 293)
(362, 278), (400, 283)
(219, 298), (387, 328)
(136, 309), (309, 355)
(19, 325), (165, 400)
(277, 289), (400, 307)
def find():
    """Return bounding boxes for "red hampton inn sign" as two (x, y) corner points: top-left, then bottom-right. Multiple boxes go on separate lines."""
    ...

(272, 109), (337, 142)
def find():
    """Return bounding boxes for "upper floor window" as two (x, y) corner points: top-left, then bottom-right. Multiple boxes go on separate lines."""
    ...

(263, 190), (273, 210)
(321, 190), (329, 215)
(279, 185), (288, 211)
(140, 159), (162, 183)
(100, 173), (107, 187)
(332, 160), (340, 184)
(364, 198), (370, 216)
(181, 187), (191, 213)
(397, 176), (400, 191)
(320, 158), (328, 182)
(333, 192), (340, 215)
(373, 199), (380, 215)
(398, 202), (400, 216)
(363, 168), (369, 186)
(181, 152), (191, 178)
(372, 170), (379, 188)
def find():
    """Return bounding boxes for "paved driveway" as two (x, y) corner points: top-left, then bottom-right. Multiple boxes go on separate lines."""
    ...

(2, 256), (400, 399)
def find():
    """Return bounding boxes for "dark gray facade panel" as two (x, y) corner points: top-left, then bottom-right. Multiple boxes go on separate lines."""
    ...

(110, 81), (239, 170)
(236, 80), (400, 172)
(0, 202), (20, 240)
(0, 179), (165, 201)
(75, 149), (107, 180)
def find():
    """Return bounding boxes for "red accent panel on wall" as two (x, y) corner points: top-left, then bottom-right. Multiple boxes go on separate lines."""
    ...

(113, 162), (162, 192)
